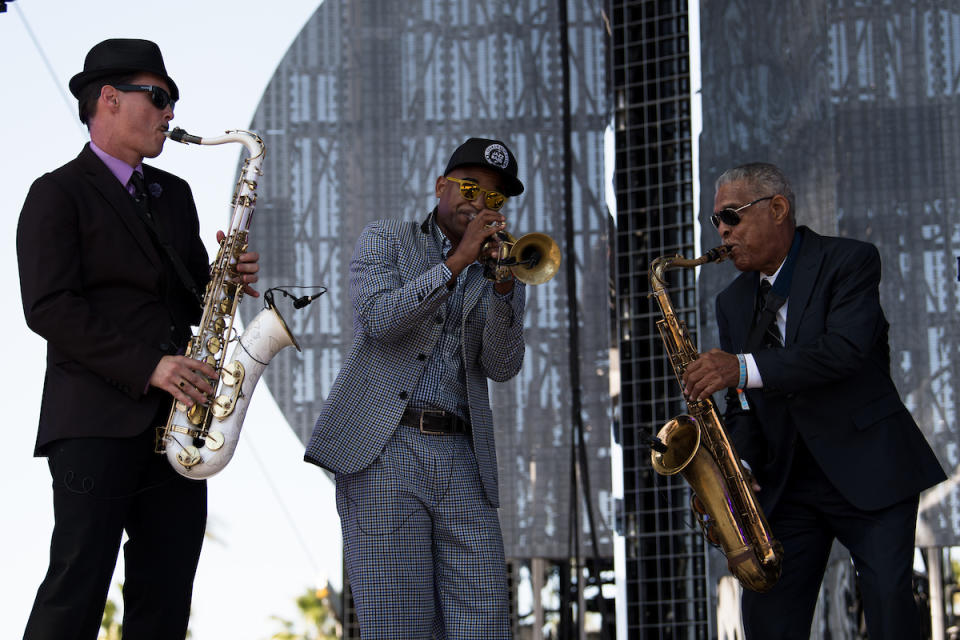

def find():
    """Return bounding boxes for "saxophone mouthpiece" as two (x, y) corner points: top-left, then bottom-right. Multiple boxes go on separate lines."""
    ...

(704, 245), (732, 263)
(165, 127), (203, 145)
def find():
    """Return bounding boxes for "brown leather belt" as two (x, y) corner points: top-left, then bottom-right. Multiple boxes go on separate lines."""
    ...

(400, 408), (471, 435)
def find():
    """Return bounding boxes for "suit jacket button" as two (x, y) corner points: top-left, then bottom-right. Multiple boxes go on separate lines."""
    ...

(399, 391), (408, 400)
(434, 314), (443, 323)
(417, 354), (427, 361)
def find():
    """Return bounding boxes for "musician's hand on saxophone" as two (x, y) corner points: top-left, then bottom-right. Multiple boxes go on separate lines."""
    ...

(216, 229), (261, 297)
(682, 348), (740, 401)
(149, 354), (218, 407)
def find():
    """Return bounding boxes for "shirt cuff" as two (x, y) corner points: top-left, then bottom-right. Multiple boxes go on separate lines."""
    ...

(744, 353), (763, 388)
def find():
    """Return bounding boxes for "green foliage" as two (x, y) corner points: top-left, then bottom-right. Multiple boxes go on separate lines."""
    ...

(99, 585), (122, 640)
(268, 587), (338, 640)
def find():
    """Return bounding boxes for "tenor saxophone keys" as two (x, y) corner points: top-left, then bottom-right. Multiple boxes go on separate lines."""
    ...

(212, 395), (234, 419)
(204, 430), (225, 451)
(220, 361), (244, 387)
(177, 446), (202, 468)
(206, 336), (222, 355)
(187, 403), (207, 426)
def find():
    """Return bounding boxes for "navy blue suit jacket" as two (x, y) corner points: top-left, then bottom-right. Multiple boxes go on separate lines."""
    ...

(717, 226), (944, 514)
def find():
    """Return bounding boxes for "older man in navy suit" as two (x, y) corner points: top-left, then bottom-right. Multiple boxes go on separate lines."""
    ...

(683, 162), (945, 639)
(17, 39), (259, 640)
(306, 138), (527, 638)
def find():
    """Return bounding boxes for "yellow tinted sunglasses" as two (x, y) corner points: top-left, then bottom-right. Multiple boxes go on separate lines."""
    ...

(445, 176), (507, 211)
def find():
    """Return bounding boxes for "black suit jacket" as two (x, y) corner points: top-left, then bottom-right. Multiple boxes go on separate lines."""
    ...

(17, 144), (209, 454)
(717, 226), (945, 514)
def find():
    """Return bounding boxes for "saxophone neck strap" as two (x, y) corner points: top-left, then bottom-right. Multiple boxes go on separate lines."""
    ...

(133, 196), (205, 306)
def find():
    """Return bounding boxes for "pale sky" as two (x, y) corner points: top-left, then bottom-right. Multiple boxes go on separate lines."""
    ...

(0, 2), (342, 638)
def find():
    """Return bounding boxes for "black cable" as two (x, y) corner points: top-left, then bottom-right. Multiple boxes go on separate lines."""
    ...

(264, 285), (327, 311)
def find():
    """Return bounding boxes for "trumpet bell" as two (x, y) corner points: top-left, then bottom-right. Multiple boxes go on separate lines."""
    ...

(509, 233), (561, 285)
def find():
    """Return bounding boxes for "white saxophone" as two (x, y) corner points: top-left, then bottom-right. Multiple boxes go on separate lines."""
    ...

(155, 127), (300, 479)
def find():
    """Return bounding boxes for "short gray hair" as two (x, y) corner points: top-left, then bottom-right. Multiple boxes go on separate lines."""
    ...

(716, 162), (796, 221)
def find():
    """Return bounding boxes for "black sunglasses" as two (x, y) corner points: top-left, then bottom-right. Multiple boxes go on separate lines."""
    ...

(710, 195), (774, 228)
(113, 84), (176, 110)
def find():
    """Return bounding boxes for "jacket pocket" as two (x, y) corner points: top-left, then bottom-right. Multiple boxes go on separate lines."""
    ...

(852, 392), (908, 431)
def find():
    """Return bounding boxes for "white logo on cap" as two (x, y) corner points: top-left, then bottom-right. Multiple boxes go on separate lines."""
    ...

(484, 144), (510, 169)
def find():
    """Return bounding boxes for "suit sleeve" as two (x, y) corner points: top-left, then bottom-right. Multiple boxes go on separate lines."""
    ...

(479, 283), (526, 382)
(753, 242), (886, 392)
(16, 174), (166, 397)
(351, 221), (453, 342)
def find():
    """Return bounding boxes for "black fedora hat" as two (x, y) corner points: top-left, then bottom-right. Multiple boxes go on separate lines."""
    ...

(69, 38), (179, 101)
(444, 137), (524, 196)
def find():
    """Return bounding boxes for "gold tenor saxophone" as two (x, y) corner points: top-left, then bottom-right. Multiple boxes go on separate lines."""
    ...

(649, 245), (783, 592)
(155, 127), (300, 479)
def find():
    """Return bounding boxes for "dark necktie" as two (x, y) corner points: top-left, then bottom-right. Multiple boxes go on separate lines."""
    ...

(757, 279), (783, 347)
(128, 171), (153, 222)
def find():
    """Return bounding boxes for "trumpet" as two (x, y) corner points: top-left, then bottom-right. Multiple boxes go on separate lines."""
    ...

(482, 230), (561, 284)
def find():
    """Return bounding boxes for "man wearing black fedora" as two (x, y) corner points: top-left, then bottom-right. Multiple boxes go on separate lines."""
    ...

(305, 138), (527, 638)
(17, 38), (259, 639)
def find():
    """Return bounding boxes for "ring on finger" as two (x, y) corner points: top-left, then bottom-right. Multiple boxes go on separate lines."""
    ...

(178, 379), (186, 389)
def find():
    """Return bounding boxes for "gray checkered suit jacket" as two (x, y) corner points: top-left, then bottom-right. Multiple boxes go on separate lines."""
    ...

(305, 211), (526, 507)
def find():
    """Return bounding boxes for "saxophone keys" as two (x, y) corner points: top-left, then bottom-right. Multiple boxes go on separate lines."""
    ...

(176, 446), (202, 468)
(220, 361), (245, 387)
(206, 336), (222, 355)
(211, 395), (234, 419)
(187, 403), (207, 425)
(205, 430), (225, 451)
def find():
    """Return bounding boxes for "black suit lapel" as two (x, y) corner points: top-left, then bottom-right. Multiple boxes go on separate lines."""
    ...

(77, 145), (164, 270)
(784, 227), (823, 345)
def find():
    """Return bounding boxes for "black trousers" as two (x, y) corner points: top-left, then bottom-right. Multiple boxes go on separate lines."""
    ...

(742, 438), (921, 640)
(23, 426), (207, 640)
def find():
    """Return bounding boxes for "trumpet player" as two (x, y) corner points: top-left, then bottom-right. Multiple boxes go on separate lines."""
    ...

(16, 39), (259, 640)
(306, 138), (527, 638)
(682, 162), (944, 639)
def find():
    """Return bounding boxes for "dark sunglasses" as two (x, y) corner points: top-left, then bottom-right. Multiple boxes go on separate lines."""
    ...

(710, 195), (774, 228)
(445, 176), (507, 211)
(113, 84), (176, 110)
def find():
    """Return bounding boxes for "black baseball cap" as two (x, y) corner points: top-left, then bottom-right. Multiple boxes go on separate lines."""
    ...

(444, 137), (524, 196)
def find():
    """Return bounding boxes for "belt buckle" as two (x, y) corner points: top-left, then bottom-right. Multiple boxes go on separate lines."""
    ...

(418, 409), (448, 435)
